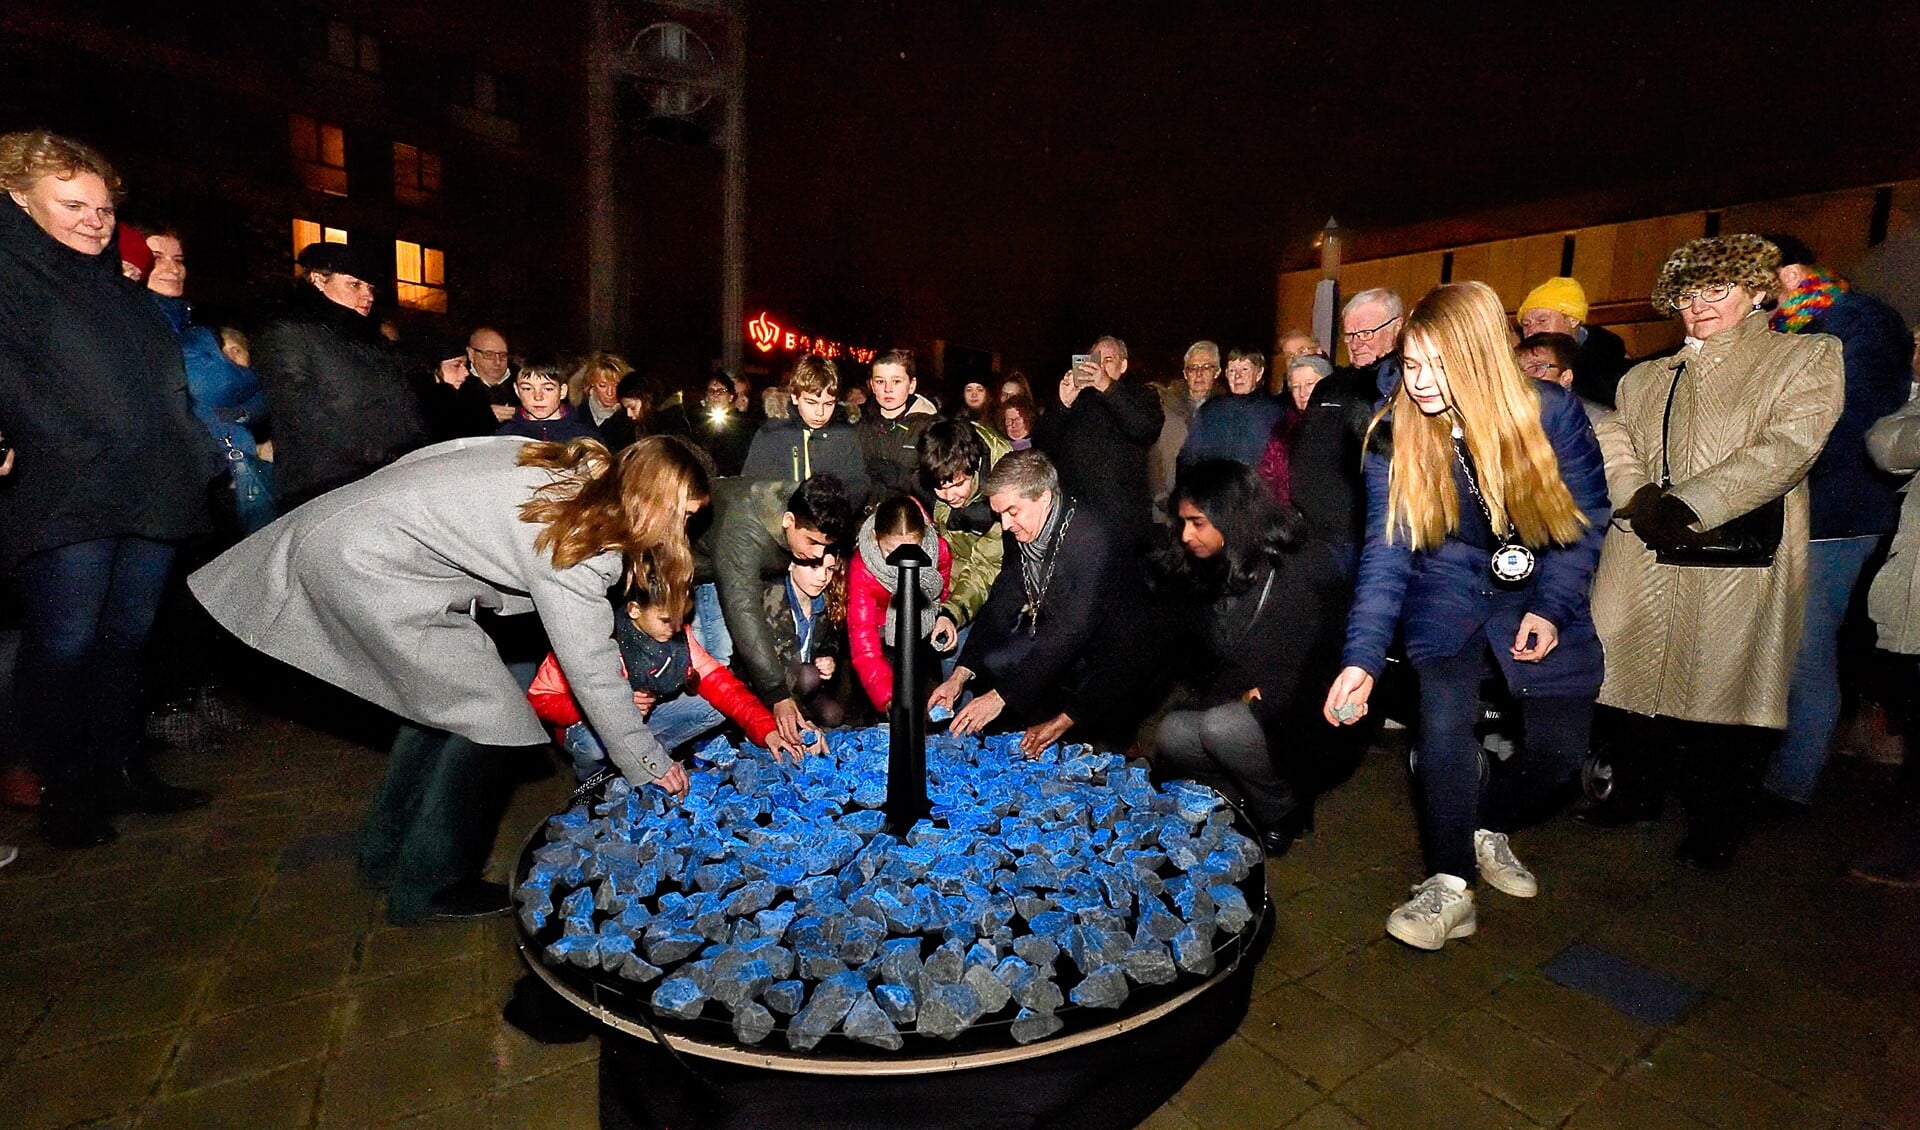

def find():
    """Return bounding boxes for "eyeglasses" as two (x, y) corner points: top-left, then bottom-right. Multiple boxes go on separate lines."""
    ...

(469, 348), (510, 361)
(1671, 284), (1734, 308)
(1183, 364), (1220, 375)
(1518, 360), (1563, 377)
(1342, 315), (1400, 343)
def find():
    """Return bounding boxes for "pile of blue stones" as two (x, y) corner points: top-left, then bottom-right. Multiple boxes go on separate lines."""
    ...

(516, 725), (1261, 1053)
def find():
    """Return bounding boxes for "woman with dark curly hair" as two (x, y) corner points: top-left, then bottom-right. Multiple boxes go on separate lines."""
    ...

(1151, 459), (1343, 857)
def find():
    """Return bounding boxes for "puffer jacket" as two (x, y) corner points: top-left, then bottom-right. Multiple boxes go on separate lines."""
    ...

(0, 204), (221, 565)
(848, 503), (953, 712)
(932, 420), (1011, 626)
(527, 635), (776, 746)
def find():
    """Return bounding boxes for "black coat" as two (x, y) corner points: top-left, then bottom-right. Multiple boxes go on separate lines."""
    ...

(254, 287), (431, 507)
(1181, 546), (1346, 742)
(0, 205), (221, 566)
(424, 366), (518, 441)
(1034, 380), (1164, 549)
(689, 406), (753, 477)
(742, 416), (872, 506)
(1572, 324), (1632, 409)
(1288, 363), (1388, 549)
(958, 496), (1147, 730)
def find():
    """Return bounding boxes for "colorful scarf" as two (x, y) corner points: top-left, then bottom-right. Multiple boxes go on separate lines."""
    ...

(1771, 266), (1847, 334)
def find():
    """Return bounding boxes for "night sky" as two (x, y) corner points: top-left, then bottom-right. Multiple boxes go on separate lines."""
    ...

(744, 2), (1920, 382)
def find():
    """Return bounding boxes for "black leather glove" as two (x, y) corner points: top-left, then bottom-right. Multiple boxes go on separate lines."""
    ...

(1631, 493), (1703, 548)
(1615, 483), (1662, 524)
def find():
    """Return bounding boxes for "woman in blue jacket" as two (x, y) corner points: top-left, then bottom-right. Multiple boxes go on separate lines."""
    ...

(1323, 281), (1610, 951)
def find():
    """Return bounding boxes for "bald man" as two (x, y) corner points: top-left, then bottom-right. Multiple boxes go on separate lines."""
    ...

(428, 327), (521, 438)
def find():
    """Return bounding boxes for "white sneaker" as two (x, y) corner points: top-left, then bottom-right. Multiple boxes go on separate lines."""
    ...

(1386, 874), (1476, 951)
(1474, 829), (1537, 898)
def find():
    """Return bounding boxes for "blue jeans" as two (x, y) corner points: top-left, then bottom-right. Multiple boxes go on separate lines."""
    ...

(560, 689), (724, 780)
(690, 583), (731, 666)
(1770, 535), (1883, 804)
(1414, 645), (1591, 884)
(13, 537), (176, 789)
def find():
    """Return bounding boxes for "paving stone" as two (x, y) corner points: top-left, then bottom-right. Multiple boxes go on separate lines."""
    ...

(1302, 942), (1502, 1043)
(354, 920), (492, 980)
(1281, 1103), (1366, 1130)
(1332, 1049), (1531, 1130)
(317, 1015), (494, 1127)
(169, 993), (339, 1091)
(1418, 1008), (1608, 1125)
(339, 957), (485, 1045)
(1167, 1037), (1317, 1130)
(0, 1029), (177, 1129)
(489, 1059), (600, 1129)
(1622, 1035), (1845, 1130)
(1239, 984), (1401, 1090)
(29, 962), (213, 1053)
(141, 1057), (321, 1130)
(203, 931), (358, 1015)
(1561, 1077), (1714, 1130)
(1481, 974), (1654, 1072)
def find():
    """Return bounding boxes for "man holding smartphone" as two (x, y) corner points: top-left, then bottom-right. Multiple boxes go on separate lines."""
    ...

(1035, 335), (1164, 550)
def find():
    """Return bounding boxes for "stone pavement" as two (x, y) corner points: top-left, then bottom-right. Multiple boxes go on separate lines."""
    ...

(0, 714), (1914, 1129)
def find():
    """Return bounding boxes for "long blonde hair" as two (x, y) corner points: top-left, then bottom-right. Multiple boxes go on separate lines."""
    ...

(1368, 281), (1586, 552)
(517, 436), (712, 610)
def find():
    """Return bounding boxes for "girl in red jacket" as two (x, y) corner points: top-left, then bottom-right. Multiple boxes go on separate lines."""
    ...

(528, 584), (803, 776)
(849, 495), (954, 712)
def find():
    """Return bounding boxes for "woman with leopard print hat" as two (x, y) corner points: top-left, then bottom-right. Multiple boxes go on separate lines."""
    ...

(1579, 234), (1845, 869)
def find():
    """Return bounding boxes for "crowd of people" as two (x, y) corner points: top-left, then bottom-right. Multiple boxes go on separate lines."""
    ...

(4, 127), (1918, 952)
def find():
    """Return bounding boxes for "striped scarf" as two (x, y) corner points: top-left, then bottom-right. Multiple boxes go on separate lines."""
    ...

(1771, 267), (1847, 334)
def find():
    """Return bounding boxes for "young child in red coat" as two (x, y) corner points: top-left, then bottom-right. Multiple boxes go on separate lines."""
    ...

(528, 584), (801, 777)
(849, 494), (953, 713)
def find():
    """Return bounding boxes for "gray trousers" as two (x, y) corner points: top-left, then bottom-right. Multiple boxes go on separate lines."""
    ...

(1154, 700), (1294, 828)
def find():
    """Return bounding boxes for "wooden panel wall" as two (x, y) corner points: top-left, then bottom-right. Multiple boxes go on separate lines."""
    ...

(1721, 188), (1878, 271)
(1449, 232), (1566, 311)
(1571, 213), (1707, 308)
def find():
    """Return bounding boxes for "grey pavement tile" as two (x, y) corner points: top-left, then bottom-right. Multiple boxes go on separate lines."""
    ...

(1623, 1035), (1846, 1130)
(338, 956), (487, 1045)
(1332, 1049), (1533, 1130)
(1241, 984), (1403, 1091)
(1417, 1009), (1608, 1125)
(140, 1057), (321, 1130)
(487, 1059), (600, 1129)
(1481, 975), (1656, 1073)
(0, 1029), (178, 1129)
(1168, 1036), (1320, 1130)
(168, 992), (339, 1092)
(317, 1015), (494, 1128)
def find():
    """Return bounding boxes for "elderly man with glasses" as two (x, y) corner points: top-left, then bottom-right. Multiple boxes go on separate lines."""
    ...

(427, 326), (521, 439)
(1149, 341), (1222, 517)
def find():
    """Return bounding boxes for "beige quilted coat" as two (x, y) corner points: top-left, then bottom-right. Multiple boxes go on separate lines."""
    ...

(1866, 396), (1920, 655)
(1591, 313), (1844, 728)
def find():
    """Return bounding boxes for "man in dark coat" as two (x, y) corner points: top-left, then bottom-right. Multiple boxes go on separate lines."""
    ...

(254, 242), (430, 508)
(697, 474), (856, 749)
(1035, 335), (1164, 550)
(0, 134), (223, 846)
(424, 326), (519, 440)
(1763, 234), (1918, 810)
(1517, 277), (1633, 409)
(932, 450), (1158, 753)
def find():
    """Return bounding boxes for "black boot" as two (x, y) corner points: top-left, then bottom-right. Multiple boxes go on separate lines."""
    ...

(1676, 725), (1766, 870)
(110, 752), (212, 815)
(1260, 798), (1315, 857)
(1575, 709), (1667, 829)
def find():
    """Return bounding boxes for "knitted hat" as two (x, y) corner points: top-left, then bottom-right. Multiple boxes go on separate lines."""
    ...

(1650, 235), (1781, 316)
(1518, 277), (1588, 321)
(1288, 354), (1335, 379)
(116, 223), (154, 277)
(296, 240), (373, 281)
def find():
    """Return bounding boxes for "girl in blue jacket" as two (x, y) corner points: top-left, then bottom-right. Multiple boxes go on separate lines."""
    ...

(1323, 282), (1610, 951)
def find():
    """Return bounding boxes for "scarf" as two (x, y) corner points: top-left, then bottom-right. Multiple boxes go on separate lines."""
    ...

(1771, 267), (1847, 334)
(857, 511), (945, 642)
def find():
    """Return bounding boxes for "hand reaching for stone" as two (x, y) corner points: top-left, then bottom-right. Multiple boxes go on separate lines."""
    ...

(1020, 713), (1073, 759)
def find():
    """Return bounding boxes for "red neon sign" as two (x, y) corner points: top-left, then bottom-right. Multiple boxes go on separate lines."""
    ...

(746, 311), (875, 364)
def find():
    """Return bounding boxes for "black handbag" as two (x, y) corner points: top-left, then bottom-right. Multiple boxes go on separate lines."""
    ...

(1650, 359), (1784, 568)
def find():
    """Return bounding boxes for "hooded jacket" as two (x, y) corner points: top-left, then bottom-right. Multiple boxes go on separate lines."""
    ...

(742, 414), (871, 505)
(0, 204), (221, 565)
(856, 393), (938, 499)
(931, 420), (1011, 627)
(253, 284), (430, 507)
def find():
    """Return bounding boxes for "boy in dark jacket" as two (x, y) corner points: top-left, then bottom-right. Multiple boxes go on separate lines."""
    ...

(495, 363), (600, 444)
(742, 356), (870, 506)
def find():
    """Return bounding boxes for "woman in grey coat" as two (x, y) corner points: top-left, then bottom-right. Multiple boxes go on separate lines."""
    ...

(191, 434), (706, 922)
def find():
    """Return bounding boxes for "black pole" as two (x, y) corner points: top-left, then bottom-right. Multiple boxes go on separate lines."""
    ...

(883, 542), (932, 832)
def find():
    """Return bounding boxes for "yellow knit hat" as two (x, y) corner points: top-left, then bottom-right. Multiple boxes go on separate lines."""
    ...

(1518, 277), (1589, 321)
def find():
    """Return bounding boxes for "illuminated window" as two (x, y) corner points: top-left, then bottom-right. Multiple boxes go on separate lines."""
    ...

(393, 143), (442, 206)
(323, 20), (381, 73)
(289, 113), (348, 196)
(291, 219), (348, 264)
(395, 239), (447, 313)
